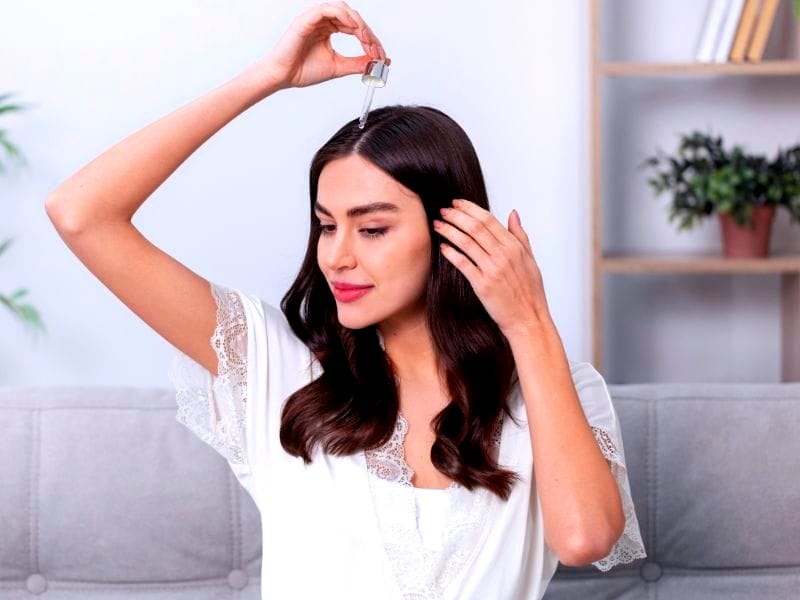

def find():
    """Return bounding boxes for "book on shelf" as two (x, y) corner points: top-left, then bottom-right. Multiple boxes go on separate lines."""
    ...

(714, 0), (746, 62)
(729, 0), (762, 62)
(695, 0), (781, 64)
(746, 0), (780, 61)
(696, 0), (732, 61)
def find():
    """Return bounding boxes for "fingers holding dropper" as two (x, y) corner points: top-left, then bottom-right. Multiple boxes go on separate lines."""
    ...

(315, 3), (358, 33)
(328, 1), (389, 63)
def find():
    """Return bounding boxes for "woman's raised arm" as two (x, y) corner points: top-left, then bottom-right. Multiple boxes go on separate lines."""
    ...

(44, 1), (389, 376)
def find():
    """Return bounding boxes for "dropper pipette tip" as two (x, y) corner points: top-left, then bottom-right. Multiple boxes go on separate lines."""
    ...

(358, 84), (376, 128)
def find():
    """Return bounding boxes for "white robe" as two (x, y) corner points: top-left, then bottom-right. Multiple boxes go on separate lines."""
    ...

(168, 282), (647, 599)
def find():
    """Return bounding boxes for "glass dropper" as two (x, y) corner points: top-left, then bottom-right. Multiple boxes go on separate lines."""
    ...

(358, 84), (376, 129)
(358, 59), (389, 129)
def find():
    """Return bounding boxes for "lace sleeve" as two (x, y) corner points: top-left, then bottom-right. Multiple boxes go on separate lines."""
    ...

(168, 281), (250, 467)
(589, 425), (647, 571)
(570, 361), (648, 572)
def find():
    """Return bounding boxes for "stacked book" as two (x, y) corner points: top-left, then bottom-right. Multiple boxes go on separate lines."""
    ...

(695, 0), (782, 63)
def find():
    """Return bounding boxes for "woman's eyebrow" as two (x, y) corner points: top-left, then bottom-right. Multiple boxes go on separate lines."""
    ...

(314, 201), (400, 218)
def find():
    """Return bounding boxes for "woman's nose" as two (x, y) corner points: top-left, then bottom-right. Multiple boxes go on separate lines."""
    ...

(325, 236), (356, 269)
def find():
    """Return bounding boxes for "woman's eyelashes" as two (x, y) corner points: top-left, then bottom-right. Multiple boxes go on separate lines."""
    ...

(316, 223), (388, 239)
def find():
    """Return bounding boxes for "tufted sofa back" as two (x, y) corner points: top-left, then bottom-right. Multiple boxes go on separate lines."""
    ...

(1, 382), (799, 599)
(0, 386), (261, 599)
(545, 381), (800, 599)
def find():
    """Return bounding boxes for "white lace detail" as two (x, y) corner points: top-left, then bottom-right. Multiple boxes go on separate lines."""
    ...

(365, 413), (503, 490)
(590, 425), (648, 571)
(368, 474), (495, 599)
(169, 282), (250, 465)
(364, 412), (503, 598)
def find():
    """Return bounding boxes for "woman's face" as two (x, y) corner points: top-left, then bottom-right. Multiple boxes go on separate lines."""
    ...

(315, 153), (432, 331)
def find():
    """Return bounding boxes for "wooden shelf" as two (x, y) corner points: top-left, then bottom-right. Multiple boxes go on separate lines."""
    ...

(588, 0), (800, 382)
(601, 60), (800, 77)
(602, 252), (800, 274)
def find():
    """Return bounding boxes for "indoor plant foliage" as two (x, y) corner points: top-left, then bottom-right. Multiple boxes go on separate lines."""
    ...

(1, 91), (45, 334)
(640, 130), (800, 257)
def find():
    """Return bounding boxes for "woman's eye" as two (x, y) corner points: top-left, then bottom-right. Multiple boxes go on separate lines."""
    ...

(317, 224), (388, 239)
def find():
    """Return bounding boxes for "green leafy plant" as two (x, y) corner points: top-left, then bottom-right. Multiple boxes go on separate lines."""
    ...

(0, 92), (29, 173)
(639, 130), (800, 231)
(794, 0), (800, 19)
(1, 91), (45, 334)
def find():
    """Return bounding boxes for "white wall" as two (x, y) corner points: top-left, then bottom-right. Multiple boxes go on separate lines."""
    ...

(2, 1), (796, 387)
(0, 0), (589, 387)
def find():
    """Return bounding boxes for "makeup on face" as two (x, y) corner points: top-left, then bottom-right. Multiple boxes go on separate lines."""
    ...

(332, 285), (373, 303)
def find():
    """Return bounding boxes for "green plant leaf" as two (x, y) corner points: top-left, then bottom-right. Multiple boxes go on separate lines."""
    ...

(1, 91), (45, 337)
(641, 131), (800, 234)
(0, 102), (28, 116)
(0, 130), (28, 173)
(0, 237), (14, 257)
(0, 292), (46, 333)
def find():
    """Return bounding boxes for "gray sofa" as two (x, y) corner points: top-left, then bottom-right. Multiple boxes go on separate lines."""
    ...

(1, 381), (799, 599)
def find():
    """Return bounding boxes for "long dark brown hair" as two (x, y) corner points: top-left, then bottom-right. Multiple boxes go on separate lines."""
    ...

(279, 104), (522, 499)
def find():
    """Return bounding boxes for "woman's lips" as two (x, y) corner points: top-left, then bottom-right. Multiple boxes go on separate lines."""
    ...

(333, 286), (373, 302)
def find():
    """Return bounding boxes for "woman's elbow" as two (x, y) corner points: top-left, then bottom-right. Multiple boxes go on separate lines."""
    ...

(557, 522), (623, 567)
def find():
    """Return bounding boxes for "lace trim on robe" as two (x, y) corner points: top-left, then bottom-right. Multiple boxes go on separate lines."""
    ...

(365, 412), (503, 489)
(589, 425), (648, 571)
(169, 282), (250, 465)
(364, 411), (503, 598)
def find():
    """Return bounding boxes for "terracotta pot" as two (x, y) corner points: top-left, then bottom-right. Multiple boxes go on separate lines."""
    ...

(717, 204), (776, 258)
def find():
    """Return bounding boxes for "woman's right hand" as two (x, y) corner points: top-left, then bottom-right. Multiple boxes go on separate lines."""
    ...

(259, 1), (391, 91)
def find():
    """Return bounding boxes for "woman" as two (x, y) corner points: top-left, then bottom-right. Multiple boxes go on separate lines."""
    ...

(45, 2), (646, 598)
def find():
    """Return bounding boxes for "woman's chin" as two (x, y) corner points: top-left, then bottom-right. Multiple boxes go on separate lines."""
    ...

(335, 310), (372, 330)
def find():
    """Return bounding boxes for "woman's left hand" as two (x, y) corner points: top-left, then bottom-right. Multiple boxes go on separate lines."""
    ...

(434, 198), (551, 338)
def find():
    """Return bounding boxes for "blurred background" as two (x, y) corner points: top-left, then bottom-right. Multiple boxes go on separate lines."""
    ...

(1, 0), (799, 386)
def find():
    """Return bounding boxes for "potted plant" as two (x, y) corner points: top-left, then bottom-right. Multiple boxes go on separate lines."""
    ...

(639, 130), (800, 258)
(1, 91), (45, 334)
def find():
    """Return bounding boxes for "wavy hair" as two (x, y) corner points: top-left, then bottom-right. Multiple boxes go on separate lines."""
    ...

(279, 104), (522, 499)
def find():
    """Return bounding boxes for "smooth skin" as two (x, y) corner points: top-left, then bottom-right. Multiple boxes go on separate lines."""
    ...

(45, 2), (388, 378)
